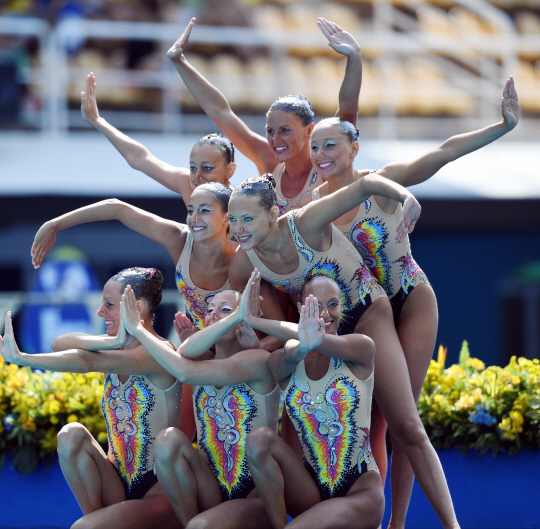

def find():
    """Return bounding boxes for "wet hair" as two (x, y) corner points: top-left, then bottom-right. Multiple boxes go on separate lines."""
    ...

(316, 117), (359, 143)
(231, 174), (277, 213)
(194, 133), (235, 164)
(192, 182), (231, 213)
(110, 267), (164, 320)
(267, 95), (314, 127)
(300, 273), (342, 307)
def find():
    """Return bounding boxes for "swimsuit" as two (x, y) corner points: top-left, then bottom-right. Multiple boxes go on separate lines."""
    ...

(175, 231), (231, 330)
(311, 187), (429, 323)
(284, 358), (378, 500)
(193, 382), (280, 502)
(272, 163), (322, 216)
(102, 374), (182, 500)
(246, 211), (386, 334)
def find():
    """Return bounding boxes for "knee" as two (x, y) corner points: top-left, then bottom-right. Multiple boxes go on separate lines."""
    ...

(154, 427), (188, 467)
(71, 516), (99, 529)
(389, 415), (427, 448)
(186, 515), (211, 529)
(246, 426), (276, 463)
(57, 422), (90, 459)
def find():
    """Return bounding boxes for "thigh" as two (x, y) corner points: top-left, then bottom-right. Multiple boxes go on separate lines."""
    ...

(396, 283), (438, 401)
(72, 483), (178, 529)
(288, 472), (384, 529)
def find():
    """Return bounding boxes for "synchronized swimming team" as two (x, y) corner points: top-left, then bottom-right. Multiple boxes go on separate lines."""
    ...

(0, 15), (520, 529)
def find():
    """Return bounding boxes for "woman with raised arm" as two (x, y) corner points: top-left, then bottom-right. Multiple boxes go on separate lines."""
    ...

(243, 272), (383, 529)
(0, 268), (181, 529)
(120, 281), (280, 529)
(299, 78), (520, 528)
(81, 72), (236, 204)
(167, 17), (362, 215)
(226, 172), (460, 528)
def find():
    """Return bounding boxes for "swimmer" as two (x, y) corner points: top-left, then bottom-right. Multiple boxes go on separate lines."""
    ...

(0, 268), (180, 529)
(121, 278), (280, 529)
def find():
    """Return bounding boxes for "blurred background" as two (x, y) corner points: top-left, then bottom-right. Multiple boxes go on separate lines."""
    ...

(1, 0), (539, 366)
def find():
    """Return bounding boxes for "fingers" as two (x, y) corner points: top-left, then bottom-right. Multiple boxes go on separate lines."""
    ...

(408, 220), (417, 234)
(5, 311), (13, 338)
(317, 18), (333, 40)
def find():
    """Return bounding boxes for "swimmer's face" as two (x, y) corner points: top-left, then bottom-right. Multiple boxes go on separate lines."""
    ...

(310, 123), (359, 181)
(265, 109), (314, 163)
(301, 277), (342, 335)
(189, 143), (235, 189)
(187, 190), (229, 241)
(204, 290), (241, 339)
(228, 195), (278, 250)
(97, 279), (124, 336)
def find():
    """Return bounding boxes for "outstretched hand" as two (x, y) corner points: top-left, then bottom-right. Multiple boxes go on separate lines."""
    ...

(173, 312), (197, 343)
(31, 221), (57, 269)
(240, 269), (263, 324)
(81, 72), (100, 123)
(317, 17), (360, 57)
(121, 286), (144, 336)
(0, 312), (21, 364)
(236, 322), (260, 350)
(297, 295), (325, 354)
(395, 196), (421, 242)
(167, 17), (196, 62)
(501, 76), (519, 130)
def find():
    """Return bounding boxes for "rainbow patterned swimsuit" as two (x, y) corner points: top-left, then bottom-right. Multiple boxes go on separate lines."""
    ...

(193, 382), (280, 502)
(102, 374), (181, 498)
(284, 358), (378, 500)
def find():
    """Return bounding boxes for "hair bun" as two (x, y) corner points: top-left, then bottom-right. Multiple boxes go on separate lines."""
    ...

(261, 173), (276, 189)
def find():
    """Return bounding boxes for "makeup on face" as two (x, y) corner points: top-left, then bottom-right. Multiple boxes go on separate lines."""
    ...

(189, 144), (231, 188)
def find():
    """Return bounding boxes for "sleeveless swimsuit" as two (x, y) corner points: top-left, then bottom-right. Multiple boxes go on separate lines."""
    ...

(284, 358), (378, 500)
(193, 382), (280, 502)
(311, 186), (429, 324)
(246, 211), (386, 335)
(102, 374), (182, 500)
(175, 231), (231, 330)
(273, 163), (323, 216)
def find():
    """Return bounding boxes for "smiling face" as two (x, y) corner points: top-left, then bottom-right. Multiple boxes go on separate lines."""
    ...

(302, 276), (342, 335)
(97, 279), (124, 336)
(228, 194), (277, 250)
(265, 109), (314, 163)
(189, 143), (235, 189)
(204, 290), (242, 338)
(310, 123), (359, 180)
(187, 190), (229, 241)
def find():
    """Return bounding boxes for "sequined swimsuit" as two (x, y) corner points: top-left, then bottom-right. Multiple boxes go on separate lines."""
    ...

(246, 211), (386, 334)
(284, 358), (378, 500)
(102, 374), (182, 500)
(175, 231), (231, 330)
(311, 187), (429, 322)
(272, 163), (322, 216)
(193, 382), (280, 502)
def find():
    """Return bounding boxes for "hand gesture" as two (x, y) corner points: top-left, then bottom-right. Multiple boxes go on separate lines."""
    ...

(297, 295), (325, 354)
(167, 18), (196, 63)
(31, 221), (57, 269)
(0, 312), (21, 364)
(115, 308), (135, 348)
(240, 269), (263, 325)
(395, 196), (421, 242)
(80, 72), (100, 124)
(317, 17), (360, 57)
(236, 322), (260, 350)
(501, 76), (519, 130)
(121, 286), (143, 336)
(173, 312), (197, 343)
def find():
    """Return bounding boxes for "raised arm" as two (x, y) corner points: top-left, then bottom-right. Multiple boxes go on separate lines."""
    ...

(297, 173), (421, 244)
(317, 18), (362, 126)
(377, 77), (520, 187)
(167, 19), (275, 174)
(0, 312), (171, 376)
(81, 73), (193, 200)
(31, 199), (187, 268)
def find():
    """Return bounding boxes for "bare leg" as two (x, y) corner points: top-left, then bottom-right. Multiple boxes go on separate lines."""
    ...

(70, 482), (179, 529)
(356, 298), (458, 529)
(154, 427), (222, 526)
(246, 426), (321, 529)
(288, 472), (384, 529)
(387, 285), (438, 529)
(57, 422), (125, 514)
(369, 400), (388, 486)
